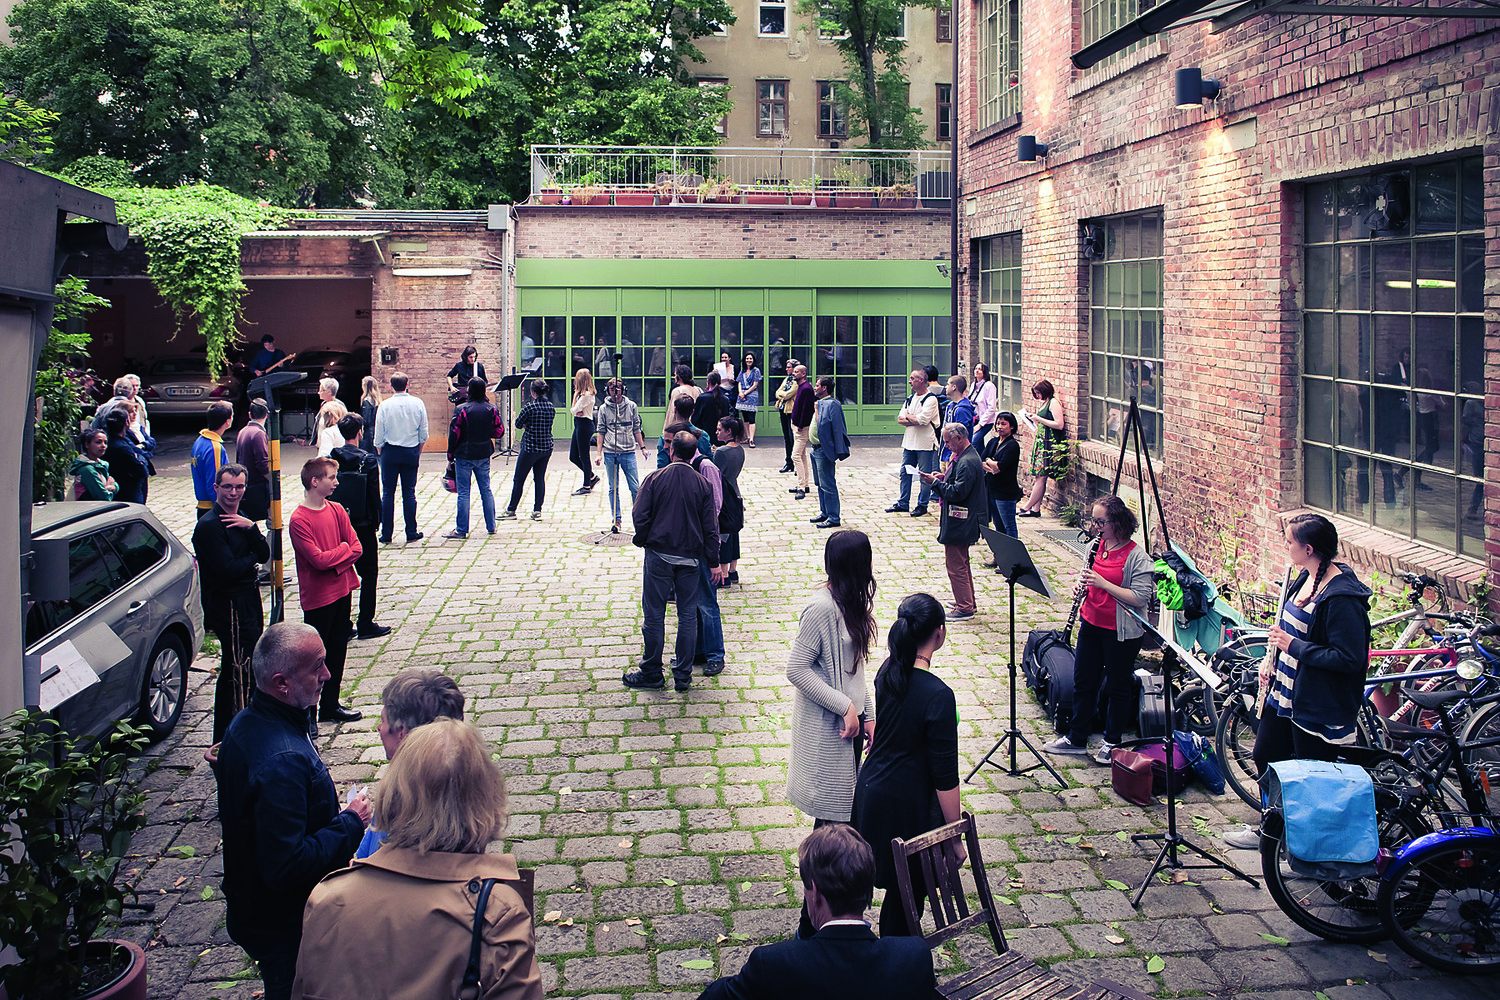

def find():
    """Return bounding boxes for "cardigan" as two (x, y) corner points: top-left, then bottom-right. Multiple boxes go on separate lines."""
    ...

(785, 588), (876, 822)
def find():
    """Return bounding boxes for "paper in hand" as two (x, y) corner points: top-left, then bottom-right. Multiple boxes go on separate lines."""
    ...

(903, 464), (922, 478)
(1018, 409), (1036, 432)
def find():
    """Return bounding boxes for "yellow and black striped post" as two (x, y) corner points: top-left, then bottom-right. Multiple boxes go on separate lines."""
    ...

(247, 371), (306, 625)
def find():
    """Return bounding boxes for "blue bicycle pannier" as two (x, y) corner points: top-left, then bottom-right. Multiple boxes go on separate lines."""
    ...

(1264, 760), (1379, 880)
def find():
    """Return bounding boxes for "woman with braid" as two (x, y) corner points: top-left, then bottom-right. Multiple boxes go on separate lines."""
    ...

(851, 593), (963, 937)
(785, 530), (878, 936)
(1222, 513), (1372, 850)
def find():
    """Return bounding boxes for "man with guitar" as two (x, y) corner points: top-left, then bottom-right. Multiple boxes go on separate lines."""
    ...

(251, 334), (296, 378)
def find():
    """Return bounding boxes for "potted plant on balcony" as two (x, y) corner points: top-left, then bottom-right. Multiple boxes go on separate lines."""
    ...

(788, 178), (815, 206)
(536, 186), (564, 205)
(571, 183), (608, 206)
(877, 182), (917, 208)
(0, 711), (150, 1000)
(612, 186), (656, 206)
(745, 184), (789, 206)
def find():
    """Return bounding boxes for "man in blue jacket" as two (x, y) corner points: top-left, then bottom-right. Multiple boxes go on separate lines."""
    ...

(809, 375), (851, 529)
(697, 824), (935, 1000)
(213, 622), (372, 1000)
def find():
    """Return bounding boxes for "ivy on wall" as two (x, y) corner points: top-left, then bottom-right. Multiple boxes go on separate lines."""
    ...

(33, 277), (107, 501)
(71, 168), (293, 379)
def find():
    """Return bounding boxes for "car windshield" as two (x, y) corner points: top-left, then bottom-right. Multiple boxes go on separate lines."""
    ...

(152, 359), (209, 376)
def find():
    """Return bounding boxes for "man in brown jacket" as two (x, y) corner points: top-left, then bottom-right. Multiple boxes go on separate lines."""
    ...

(625, 431), (724, 692)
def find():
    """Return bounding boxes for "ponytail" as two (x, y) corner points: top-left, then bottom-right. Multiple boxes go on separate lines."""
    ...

(874, 594), (945, 699)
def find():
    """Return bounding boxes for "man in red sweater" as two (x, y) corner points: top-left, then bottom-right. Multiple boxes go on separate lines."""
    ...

(288, 457), (363, 724)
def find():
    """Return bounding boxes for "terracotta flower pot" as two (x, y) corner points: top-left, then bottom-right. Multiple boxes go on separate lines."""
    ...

(36, 940), (150, 1000)
(611, 192), (655, 206)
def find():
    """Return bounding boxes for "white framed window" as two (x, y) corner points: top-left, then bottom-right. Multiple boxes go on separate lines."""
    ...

(818, 82), (848, 138)
(757, 80), (788, 137)
(759, 2), (787, 35)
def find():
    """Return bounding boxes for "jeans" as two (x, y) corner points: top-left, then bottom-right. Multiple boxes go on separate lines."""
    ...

(811, 451), (839, 522)
(640, 550), (700, 685)
(242, 939), (299, 1000)
(603, 451), (641, 522)
(455, 457), (495, 534)
(379, 444), (421, 541)
(304, 594), (352, 714)
(694, 559), (725, 666)
(944, 544), (975, 614)
(896, 448), (937, 507)
(508, 450), (551, 513)
(1066, 619), (1145, 747)
(570, 417), (595, 482)
(991, 498), (1018, 538)
(792, 425), (812, 488)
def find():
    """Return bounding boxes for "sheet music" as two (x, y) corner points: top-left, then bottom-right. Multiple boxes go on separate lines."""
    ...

(39, 640), (101, 711)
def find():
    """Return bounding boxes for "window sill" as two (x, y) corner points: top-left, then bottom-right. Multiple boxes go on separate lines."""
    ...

(1281, 509), (1487, 607)
(967, 114), (1022, 148)
(1067, 38), (1168, 99)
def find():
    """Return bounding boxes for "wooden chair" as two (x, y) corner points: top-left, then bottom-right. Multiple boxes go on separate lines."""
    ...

(890, 810), (1007, 963)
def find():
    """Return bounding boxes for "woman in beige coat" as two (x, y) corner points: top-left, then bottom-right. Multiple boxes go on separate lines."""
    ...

(292, 719), (541, 1000)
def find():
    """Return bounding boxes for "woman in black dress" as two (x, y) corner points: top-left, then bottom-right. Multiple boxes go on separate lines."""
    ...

(446, 346), (487, 401)
(852, 593), (964, 936)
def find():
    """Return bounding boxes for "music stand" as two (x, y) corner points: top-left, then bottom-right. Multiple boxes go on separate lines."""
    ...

(966, 527), (1065, 787)
(493, 370), (530, 458)
(1122, 608), (1259, 905)
(247, 370), (305, 625)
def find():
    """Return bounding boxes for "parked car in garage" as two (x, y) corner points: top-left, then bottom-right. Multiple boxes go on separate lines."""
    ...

(27, 502), (205, 741)
(283, 345), (372, 409)
(141, 356), (238, 417)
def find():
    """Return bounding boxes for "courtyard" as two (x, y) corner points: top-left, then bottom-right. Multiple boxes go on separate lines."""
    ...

(114, 435), (1493, 999)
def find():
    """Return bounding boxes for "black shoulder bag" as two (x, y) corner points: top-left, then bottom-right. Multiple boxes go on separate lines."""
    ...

(457, 877), (498, 1000)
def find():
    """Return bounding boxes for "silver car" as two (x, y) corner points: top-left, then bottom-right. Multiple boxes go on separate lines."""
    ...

(142, 356), (237, 416)
(28, 502), (205, 740)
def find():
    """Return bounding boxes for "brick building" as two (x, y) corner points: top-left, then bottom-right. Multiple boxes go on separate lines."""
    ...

(953, 3), (1499, 602)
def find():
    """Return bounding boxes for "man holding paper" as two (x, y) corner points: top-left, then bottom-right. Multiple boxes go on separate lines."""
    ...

(886, 369), (942, 517)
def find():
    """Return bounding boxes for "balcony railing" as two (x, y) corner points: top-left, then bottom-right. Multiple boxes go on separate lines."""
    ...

(529, 145), (951, 207)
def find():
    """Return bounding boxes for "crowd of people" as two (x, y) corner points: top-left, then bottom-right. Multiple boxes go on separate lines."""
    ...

(74, 348), (1378, 1000)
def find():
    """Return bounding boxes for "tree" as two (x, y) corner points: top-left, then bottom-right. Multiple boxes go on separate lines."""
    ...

(798, 0), (936, 151)
(1, 0), (399, 206)
(34, 277), (106, 502)
(0, 94), (56, 163)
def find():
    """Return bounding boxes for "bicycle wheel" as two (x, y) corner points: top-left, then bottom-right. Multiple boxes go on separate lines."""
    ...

(1216, 687), (1261, 808)
(1377, 833), (1500, 973)
(1261, 806), (1430, 944)
(1459, 701), (1500, 820)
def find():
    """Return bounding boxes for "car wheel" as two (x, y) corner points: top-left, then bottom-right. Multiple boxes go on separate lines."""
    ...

(136, 632), (188, 741)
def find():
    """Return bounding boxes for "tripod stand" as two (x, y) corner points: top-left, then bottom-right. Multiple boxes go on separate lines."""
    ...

(1126, 624), (1259, 905)
(493, 369), (530, 459)
(966, 528), (1065, 788)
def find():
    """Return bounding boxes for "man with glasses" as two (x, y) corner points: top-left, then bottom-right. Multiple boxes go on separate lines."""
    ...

(593, 379), (650, 534)
(193, 463), (269, 743)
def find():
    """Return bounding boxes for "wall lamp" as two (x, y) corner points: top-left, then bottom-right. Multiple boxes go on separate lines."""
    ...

(1175, 68), (1220, 109)
(1017, 135), (1049, 162)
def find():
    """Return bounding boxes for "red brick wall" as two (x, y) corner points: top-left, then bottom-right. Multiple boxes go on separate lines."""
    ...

(515, 206), (949, 260)
(957, 9), (1500, 607)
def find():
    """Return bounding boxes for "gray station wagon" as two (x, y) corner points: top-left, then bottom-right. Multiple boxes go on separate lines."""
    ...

(27, 502), (204, 740)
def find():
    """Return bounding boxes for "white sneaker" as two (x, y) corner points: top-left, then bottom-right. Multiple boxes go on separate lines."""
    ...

(1221, 825), (1262, 850)
(1042, 737), (1089, 756)
(1092, 743), (1116, 765)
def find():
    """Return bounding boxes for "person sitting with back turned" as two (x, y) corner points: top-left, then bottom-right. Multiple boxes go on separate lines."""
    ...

(356, 668), (466, 859)
(696, 824), (936, 1000)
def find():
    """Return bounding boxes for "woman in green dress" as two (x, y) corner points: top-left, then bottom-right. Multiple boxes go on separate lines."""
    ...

(1018, 378), (1066, 518)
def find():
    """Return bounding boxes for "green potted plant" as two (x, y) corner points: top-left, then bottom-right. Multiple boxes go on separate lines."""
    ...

(789, 177), (815, 206)
(0, 711), (150, 1000)
(877, 182), (917, 208)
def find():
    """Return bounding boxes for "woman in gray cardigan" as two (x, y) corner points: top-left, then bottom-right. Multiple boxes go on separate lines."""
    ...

(785, 530), (878, 932)
(1043, 495), (1156, 762)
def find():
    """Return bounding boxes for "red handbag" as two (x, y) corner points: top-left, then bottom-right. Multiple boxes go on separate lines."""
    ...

(1110, 748), (1155, 806)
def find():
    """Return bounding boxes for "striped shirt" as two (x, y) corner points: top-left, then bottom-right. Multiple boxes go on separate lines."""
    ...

(1269, 591), (1357, 744)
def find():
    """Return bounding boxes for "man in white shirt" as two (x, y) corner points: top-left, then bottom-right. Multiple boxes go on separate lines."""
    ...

(372, 372), (429, 544)
(886, 369), (941, 517)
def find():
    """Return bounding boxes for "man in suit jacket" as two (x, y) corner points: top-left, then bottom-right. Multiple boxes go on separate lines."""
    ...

(923, 422), (988, 623)
(697, 825), (935, 1000)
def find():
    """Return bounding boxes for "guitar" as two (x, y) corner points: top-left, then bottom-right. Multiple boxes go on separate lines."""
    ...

(254, 352), (297, 377)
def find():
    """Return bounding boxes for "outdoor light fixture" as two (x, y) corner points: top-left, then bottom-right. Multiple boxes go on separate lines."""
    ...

(391, 267), (472, 277)
(1017, 135), (1048, 162)
(1175, 68), (1220, 109)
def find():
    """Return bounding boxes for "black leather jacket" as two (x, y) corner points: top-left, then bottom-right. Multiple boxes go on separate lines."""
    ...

(213, 690), (365, 951)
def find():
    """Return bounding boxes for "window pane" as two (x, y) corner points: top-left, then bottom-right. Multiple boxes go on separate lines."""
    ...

(1413, 240), (1455, 313)
(1305, 245), (1334, 310)
(69, 535), (122, 613)
(1412, 473), (1456, 550)
(1373, 459), (1409, 533)
(1414, 162), (1457, 235)
(1461, 156), (1483, 230)
(1373, 314), (1409, 387)
(1337, 382), (1368, 449)
(1373, 243), (1412, 311)
(1304, 445), (1334, 511)
(1338, 244), (1368, 311)
(1337, 314), (1369, 381)
(1307, 181), (1335, 243)
(1304, 378), (1333, 444)
(1460, 235), (1484, 313)
(1336, 452), (1370, 521)
(1459, 317), (1484, 393)
(1305, 313), (1334, 376)
(1371, 386), (1410, 459)
(759, 4), (785, 32)
(104, 522), (168, 582)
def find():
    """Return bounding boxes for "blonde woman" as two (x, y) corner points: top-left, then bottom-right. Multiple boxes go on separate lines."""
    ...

(569, 369), (600, 495)
(359, 376), (382, 451)
(291, 719), (542, 1000)
(315, 378), (348, 457)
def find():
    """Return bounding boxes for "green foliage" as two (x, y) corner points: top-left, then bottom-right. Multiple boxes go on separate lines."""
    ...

(60, 155), (137, 190)
(79, 183), (291, 378)
(0, 712), (149, 1000)
(797, 0), (937, 150)
(0, 93), (57, 162)
(33, 277), (107, 503)
(1, 0), (398, 206)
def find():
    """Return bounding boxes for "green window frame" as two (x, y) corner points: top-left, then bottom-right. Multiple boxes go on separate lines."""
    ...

(1301, 155), (1485, 557)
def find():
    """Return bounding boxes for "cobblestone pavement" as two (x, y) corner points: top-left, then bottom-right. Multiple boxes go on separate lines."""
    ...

(118, 439), (1494, 1000)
